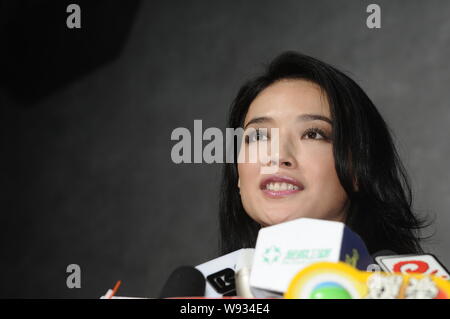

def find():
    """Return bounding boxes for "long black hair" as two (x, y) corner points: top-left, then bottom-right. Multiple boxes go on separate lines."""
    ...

(219, 51), (429, 255)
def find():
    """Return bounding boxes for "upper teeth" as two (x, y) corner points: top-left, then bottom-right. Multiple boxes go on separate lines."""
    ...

(266, 182), (299, 191)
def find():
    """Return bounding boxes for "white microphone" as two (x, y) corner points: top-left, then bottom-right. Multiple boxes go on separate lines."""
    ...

(249, 218), (373, 298)
(375, 253), (450, 280)
(235, 249), (255, 298)
(195, 248), (254, 297)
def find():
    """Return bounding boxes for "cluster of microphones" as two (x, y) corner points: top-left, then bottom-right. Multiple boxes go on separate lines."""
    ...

(155, 218), (450, 299)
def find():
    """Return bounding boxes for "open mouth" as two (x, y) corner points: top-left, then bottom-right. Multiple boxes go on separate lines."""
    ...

(260, 175), (304, 198)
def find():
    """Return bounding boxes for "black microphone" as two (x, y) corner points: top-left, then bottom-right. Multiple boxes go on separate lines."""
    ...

(158, 266), (206, 298)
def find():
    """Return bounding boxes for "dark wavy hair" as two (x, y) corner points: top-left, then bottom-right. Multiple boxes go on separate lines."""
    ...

(219, 51), (429, 256)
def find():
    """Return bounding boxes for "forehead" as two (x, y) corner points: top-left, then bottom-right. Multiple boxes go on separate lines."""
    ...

(244, 79), (330, 124)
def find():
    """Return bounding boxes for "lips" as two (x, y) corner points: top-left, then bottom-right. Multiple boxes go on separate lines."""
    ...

(260, 175), (304, 198)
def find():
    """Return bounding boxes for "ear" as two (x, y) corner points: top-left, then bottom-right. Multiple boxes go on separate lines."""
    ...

(238, 178), (240, 188)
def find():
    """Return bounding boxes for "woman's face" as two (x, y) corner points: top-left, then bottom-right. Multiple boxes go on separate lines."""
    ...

(237, 79), (349, 227)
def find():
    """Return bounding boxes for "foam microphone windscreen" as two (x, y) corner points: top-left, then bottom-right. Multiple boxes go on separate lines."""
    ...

(159, 266), (206, 298)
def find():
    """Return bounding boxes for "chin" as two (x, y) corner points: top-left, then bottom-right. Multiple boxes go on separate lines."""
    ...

(263, 212), (297, 226)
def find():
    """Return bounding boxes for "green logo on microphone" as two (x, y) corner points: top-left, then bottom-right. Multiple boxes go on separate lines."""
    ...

(262, 247), (333, 265)
(262, 246), (282, 264)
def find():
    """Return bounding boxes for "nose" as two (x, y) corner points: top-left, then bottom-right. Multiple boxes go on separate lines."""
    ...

(263, 133), (298, 170)
(276, 144), (298, 168)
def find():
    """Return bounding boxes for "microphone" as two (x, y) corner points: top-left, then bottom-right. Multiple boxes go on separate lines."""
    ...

(235, 249), (255, 298)
(249, 218), (374, 298)
(374, 252), (450, 280)
(284, 261), (450, 299)
(158, 266), (206, 298)
(365, 250), (398, 272)
(195, 248), (254, 297)
(285, 262), (369, 299)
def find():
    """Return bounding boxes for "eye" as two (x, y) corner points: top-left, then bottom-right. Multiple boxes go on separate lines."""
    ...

(245, 128), (269, 143)
(302, 127), (329, 141)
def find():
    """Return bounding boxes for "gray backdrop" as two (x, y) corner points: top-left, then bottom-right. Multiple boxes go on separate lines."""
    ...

(1, 0), (449, 298)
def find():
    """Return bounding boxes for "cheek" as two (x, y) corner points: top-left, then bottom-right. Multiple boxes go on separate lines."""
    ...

(305, 149), (342, 192)
(237, 162), (263, 219)
(302, 151), (348, 220)
(237, 162), (260, 190)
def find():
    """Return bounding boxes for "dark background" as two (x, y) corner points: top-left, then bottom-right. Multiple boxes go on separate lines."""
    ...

(1, 0), (449, 298)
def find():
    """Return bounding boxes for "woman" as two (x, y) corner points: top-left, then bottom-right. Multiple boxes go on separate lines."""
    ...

(219, 51), (428, 256)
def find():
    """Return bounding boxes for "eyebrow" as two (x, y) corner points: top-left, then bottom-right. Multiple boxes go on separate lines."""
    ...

(244, 113), (333, 129)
